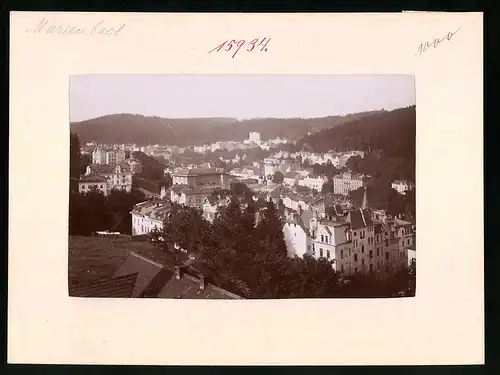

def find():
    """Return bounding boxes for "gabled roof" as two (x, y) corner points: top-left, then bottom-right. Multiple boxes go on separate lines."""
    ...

(87, 164), (115, 174)
(112, 252), (165, 298)
(69, 273), (138, 298)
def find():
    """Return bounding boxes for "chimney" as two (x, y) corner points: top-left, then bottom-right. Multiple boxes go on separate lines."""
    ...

(199, 274), (206, 290)
(175, 266), (182, 280)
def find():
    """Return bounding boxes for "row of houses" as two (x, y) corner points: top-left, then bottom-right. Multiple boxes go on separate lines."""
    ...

(282, 188), (416, 279)
(130, 183), (416, 280)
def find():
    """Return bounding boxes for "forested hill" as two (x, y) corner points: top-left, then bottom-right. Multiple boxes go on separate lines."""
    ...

(297, 106), (416, 159)
(70, 110), (384, 146)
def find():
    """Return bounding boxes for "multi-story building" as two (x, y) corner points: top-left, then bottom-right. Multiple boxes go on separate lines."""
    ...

(391, 180), (415, 195)
(105, 149), (126, 164)
(283, 171), (301, 187)
(91, 146), (107, 164)
(249, 132), (261, 143)
(287, 188), (416, 278)
(91, 147), (126, 165)
(171, 168), (231, 190)
(170, 186), (212, 209)
(130, 200), (170, 236)
(333, 171), (373, 195)
(298, 176), (328, 191)
(283, 209), (313, 258)
(84, 163), (133, 193)
(78, 175), (109, 195)
(126, 158), (143, 175)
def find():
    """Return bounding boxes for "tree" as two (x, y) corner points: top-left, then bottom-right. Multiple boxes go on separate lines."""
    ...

(346, 155), (362, 172)
(70, 133), (86, 181)
(272, 171), (284, 184)
(230, 181), (250, 196)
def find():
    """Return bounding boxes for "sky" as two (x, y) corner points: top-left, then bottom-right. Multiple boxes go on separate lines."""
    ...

(69, 75), (416, 122)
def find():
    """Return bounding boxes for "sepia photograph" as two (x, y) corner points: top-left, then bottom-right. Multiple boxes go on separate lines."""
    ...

(68, 74), (416, 300)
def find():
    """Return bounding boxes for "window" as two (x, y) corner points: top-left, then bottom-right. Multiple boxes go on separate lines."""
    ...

(385, 252), (389, 260)
(312, 248), (316, 256)
(341, 250), (344, 259)
(361, 245), (364, 253)
(369, 264), (373, 272)
(369, 250), (373, 258)
(321, 235), (324, 242)
(355, 267), (358, 273)
(408, 239), (411, 245)
(354, 231), (357, 237)
(320, 248), (323, 258)
(385, 239), (389, 246)
(354, 254), (358, 262)
(376, 248), (380, 256)
(327, 250), (330, 259)
(341, 265), (344, 272)
(401, 240), (404, 247)
(349, 248), (351, 256)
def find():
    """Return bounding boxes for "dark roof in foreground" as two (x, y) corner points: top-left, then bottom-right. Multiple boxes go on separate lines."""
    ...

(69, 273), (138, 298)
(112, 252), (165, 298)
(112, 252), (243, 299)
(157, 273), (244, 299)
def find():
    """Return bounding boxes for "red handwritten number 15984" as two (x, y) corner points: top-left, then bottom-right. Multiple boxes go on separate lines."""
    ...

(209, 37), (271, 58)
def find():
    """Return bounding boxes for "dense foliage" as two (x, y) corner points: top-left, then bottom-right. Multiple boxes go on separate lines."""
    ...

(70, 111), (382, 146)
(151, 198), (416, 299)
(69, 133), (147, 235)
(297, 106), (416, 181)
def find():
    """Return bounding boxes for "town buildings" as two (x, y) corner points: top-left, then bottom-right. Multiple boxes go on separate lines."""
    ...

(91, 146), (126, 165)
(282, 188), (416, 278)
(130, 200), (170, 236)
(83, 162), (133, 194)
(333, 171), (373, 195)
(298, 176), (328, 191)
(170, 186), (212, 209)
(78, 175), (109, 195)
(171, 168), (231, 190)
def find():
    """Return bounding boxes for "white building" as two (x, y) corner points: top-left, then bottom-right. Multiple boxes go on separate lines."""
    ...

(105, 149), (126, 164)
(91, 146), (107, 164)
(298, 176), (328, 191)
(170, 186), (212, 209)
(249, 132), (261, 143)
(78, 175), (109, 195)
(85, 163), (133, 193)
(130, 200), (170, 236)
(333, 171), (373, 196)
(391, 180), (415, 195)
(283, 210), (313, 258)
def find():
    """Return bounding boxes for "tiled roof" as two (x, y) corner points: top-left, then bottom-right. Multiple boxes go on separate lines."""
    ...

(112, 252), (165, 298)
(284, 171), (300, 179)
(346, 209), (374, 230)
(87, 164), (115, 174)
(157, 274), (243, 299)
(79, 175), (107, 183)
(69, 273), (138, 298)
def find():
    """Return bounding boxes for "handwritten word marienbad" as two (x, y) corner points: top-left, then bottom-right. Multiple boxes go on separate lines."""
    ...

(209, 37), (271, 58)
(25, 18), (125, 36)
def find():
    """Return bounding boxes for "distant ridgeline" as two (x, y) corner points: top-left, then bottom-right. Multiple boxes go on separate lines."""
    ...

(70, 110), (384, 146)
(296, 106), (416, 160)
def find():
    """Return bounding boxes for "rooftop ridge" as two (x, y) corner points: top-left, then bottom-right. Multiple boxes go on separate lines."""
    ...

(128, 252), (165, 269)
